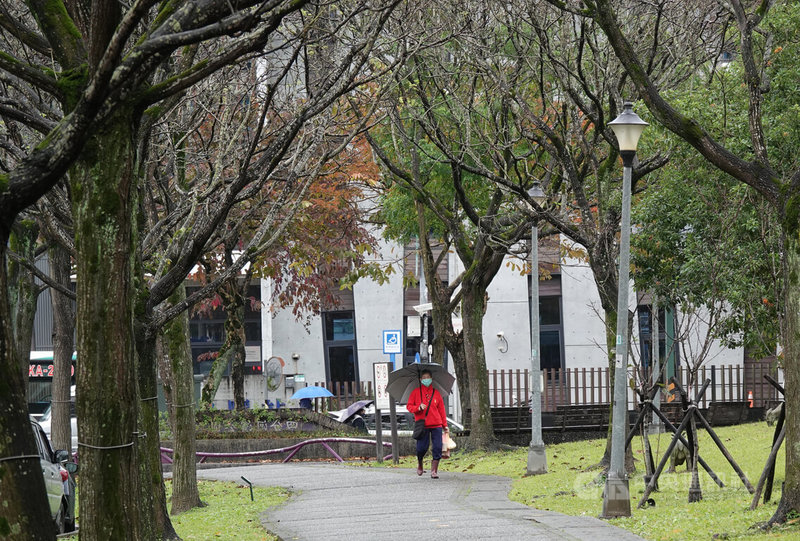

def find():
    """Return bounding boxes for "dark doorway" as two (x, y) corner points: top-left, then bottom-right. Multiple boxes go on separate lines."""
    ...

(322, 311), (359, 383)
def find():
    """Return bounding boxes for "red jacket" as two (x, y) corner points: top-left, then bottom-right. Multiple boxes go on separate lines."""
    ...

(407, 386), (447, 428)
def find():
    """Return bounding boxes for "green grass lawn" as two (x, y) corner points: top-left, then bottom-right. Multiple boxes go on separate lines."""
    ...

(166, 479), (287, 540)
(63, 479), (287, 540)
(358, 422), (799, 541)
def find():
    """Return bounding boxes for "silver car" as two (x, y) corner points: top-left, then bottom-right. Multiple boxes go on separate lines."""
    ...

(31, 420), (76, 533)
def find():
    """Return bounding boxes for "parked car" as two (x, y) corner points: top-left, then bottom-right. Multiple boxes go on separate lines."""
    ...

(38, 386), (77, 453)
(31, 420), (77, 533)
(329, 403), (464, 436)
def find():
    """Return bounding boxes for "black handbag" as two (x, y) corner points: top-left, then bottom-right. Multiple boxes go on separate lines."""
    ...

(412, 388), (435, 440)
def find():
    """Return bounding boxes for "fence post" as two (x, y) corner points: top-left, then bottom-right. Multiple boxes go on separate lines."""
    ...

(736, 365), (742, 401)
(508, 370), (514, 407)
(524, 369), (530, 407)
(710, 366), (716, 403)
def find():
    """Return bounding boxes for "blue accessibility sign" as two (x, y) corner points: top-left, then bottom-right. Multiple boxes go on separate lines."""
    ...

(382, 330), (402, 354)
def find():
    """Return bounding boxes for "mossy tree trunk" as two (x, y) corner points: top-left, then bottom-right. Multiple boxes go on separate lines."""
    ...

(49, 241), (75, 454)
(0, 235), (54, 541)
(773, 232), (800, 522)
(71, 111), (145, 539)
(201, 271), (247, 408)
(8, 218), (40, 399)
(164, 286), (204, 514)
(460, 285), (495, 448)
(133, 323), (177, 539)
(223, 278), (247, 410)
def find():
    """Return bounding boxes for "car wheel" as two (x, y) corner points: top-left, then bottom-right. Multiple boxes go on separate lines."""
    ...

(54, 500), (66, 534)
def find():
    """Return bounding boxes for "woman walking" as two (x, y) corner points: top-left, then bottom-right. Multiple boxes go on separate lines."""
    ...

(407, 369), (448, 478)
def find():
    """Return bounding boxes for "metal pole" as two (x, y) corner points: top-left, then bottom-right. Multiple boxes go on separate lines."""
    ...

(375, 408), (383, 463)
(602, 155), (634, 517)
(527, 222), (547, 475)
(651, 294), (662, 432)
(420, 261), (429, 362)
(388, 400), (399, 464)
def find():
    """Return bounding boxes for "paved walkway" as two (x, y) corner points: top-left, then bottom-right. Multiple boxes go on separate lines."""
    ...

(197, 463), (646, 541)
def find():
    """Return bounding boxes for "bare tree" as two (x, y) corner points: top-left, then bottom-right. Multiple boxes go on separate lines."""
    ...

(542, 0), (800, 524)
(0, 0), (406, 538)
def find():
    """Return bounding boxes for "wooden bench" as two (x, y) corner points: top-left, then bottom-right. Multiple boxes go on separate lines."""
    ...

(556, 404), (610, 430)
(466, 404), (613, 433)
(706, 401), (749, 426)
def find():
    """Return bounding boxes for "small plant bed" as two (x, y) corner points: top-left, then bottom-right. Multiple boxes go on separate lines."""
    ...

(358, 423), (798, 540)
(159, 406), (359, 440)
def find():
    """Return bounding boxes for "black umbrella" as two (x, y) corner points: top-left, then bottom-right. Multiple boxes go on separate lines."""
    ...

(336, 399), (374, 423)
(386, 363), (455, 403)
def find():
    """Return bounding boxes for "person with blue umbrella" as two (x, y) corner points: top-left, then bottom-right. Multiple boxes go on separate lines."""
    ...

(290, 386), (334, 411)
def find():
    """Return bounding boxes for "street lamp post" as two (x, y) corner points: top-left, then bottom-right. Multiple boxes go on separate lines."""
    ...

(602, 101), (648, 518)
(527, 182), (547, 475)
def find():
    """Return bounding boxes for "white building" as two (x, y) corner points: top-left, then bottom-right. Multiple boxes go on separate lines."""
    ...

(204, 234), (748, 417)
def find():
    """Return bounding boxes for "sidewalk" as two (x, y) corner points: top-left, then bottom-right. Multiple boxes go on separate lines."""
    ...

(197, 463), (646, 541)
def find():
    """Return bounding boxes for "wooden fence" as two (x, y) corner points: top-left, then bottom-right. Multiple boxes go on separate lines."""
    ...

(313, 380), (373, 410)
(316, 363), (783, 412)
(487, 364), (783, 411)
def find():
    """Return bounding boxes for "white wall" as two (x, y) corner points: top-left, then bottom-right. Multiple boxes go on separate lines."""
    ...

(353, 236), (405, 378)
(271, 311), (326, 401)
(560, 254), (612, 369)
(483, 259), (531, 372)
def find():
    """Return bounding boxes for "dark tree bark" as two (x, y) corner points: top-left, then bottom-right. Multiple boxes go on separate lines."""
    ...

(8, 218), (40, 398)
(200, 277), (247, 408)
(0, 235), (54, 541)
(163, 286), (203, 514)
(71, 110), (143, 539)
(457, 250), (507, 449)
(133, 323), (177, 540)
(48, 241), (75, 454)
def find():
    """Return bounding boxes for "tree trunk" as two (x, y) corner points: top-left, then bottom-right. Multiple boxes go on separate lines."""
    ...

(71, 111), (143, 539)
(771, 233), (800, 522)
(49, 241), (75, 454)
(134, 324), (178, 539)
(415, 204), (470, 426)
(227, 284), (247, 410)
(460, 285), (495, 449)
(8, 219), (40, 399)
(201, 280), (246, 408)
(0, 236), (54, 541)
(164, 287), (204, 514)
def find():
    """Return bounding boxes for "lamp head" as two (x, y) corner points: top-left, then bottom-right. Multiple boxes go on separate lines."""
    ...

(609, 101), (648, 153)
(527, 182), (546, 206)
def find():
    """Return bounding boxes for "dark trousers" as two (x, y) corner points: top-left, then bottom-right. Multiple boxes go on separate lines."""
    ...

(416, 427), (443, 460)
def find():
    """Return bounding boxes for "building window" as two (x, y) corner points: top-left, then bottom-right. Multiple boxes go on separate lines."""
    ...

(324, 312), (355, 341)
(322, 311), (358, 383)
(187, 284), (262, 375)
(529, 274), (565, 377)
(637, 304), (678, 383)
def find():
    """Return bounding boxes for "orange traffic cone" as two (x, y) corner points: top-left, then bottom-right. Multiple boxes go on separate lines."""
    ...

(747, 390), (754, 408)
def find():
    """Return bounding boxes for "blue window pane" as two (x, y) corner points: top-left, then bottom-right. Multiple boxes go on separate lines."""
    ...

(324, 312), (355, 341)
(540, 330), (561, 371)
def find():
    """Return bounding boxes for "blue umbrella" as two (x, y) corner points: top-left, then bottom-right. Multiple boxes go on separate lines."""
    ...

(290, 386), (334, 400)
